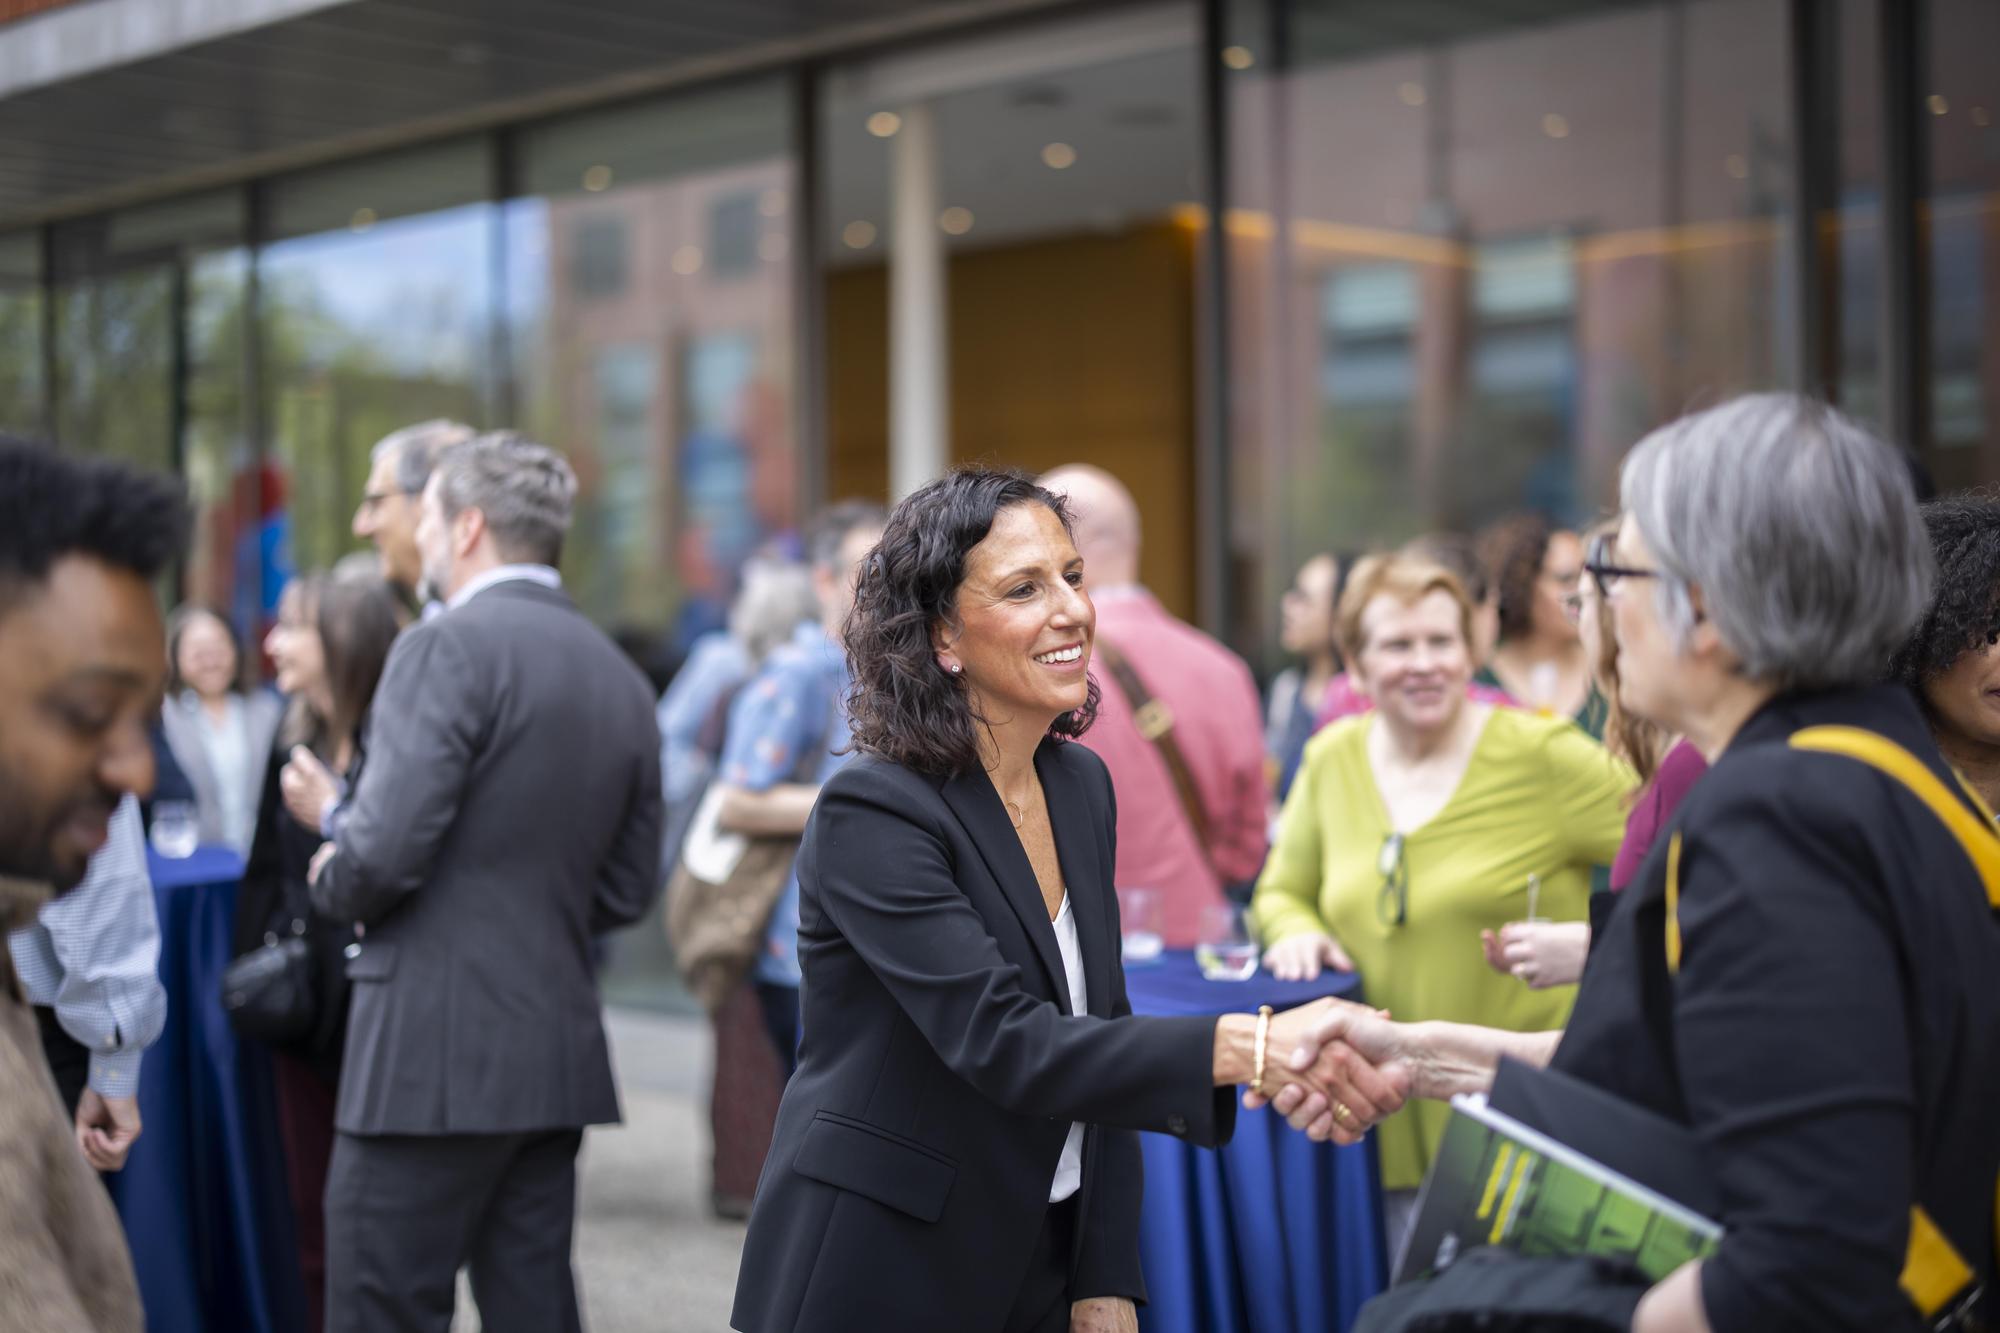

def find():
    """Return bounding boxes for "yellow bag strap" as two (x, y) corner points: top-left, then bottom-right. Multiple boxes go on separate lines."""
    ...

(1783, 725), (1999, 1319)
(1791, 726), (2000, 910)
(1663, 832), (1683, 974)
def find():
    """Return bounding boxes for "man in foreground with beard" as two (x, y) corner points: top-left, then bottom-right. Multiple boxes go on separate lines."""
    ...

(0, 435), (188, 1332)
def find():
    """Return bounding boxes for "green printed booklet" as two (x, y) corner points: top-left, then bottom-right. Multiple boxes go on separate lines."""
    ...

(1395, 1090), (1723, 1285)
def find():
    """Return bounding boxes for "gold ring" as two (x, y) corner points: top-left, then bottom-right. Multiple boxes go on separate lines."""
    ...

(1332, 1101), (1354, 1126)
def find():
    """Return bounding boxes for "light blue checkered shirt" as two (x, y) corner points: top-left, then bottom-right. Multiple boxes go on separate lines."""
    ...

(7, 794), (166, 1097)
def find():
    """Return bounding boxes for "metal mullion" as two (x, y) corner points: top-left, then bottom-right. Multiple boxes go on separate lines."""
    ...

(38, 223), (57, 441)
(1265, 0), (1294, 652)
(1661, 1), (1686, 410)
(244, 178), (272, 661)
(1788, 0), (1838, 399)
(167, 254), (191, 600)
(1878, 0), (1929, 454)
(490, 128), (518, 429)
(1197, 0), (1234, 641)
(792, 61), (827, 518)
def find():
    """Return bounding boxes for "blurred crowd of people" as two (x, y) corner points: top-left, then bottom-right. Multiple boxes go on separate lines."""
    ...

(1, 387), (1996, 1333)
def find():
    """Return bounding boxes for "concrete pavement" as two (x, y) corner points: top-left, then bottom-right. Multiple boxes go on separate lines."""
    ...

(451, 1008), (748, 1332)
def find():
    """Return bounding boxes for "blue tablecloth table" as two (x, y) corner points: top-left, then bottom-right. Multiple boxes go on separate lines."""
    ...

(109, 847), (305, 1333)
(1125, 952), (1388, 1333)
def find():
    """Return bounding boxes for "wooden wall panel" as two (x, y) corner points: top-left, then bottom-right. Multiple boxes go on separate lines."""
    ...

(823, 221), (1198, 619)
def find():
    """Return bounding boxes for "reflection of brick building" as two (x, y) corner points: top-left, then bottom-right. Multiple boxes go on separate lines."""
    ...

(1231, 0), (1797, 555)
(540, 162), (797, 638)
(1221, 0), (2000, 643)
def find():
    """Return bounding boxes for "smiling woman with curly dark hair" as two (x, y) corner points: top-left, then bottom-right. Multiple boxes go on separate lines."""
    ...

(732, 466), (1399, 1333)
(1889, 494), (2000, 808)
(842, 468), (1099, 776)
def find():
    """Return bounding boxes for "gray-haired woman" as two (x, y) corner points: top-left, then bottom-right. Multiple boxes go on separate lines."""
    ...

(1265, 395), (2000, 1332)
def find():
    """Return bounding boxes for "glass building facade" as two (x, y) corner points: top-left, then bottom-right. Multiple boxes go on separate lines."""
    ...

(2, 0), (1994, 666)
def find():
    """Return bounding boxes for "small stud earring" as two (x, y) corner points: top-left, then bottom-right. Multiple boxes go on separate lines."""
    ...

(946, 662), (961, 675)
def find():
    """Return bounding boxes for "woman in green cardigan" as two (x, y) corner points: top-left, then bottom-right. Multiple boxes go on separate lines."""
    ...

(1249, 551), (1632, 1243)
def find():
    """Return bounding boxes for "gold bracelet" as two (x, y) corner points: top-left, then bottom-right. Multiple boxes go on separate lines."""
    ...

(1252, 1004), (1275, 1096)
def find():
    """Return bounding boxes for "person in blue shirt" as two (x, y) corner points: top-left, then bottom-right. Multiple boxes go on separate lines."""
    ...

(10, 793), (164, 1172)
(657, 558), (821, 875)
(715, 503), (885, 1074)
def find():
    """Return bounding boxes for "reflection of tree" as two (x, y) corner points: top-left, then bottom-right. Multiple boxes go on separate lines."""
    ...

(506, 299), (626, 616)
(261, 263), (485, 576)
(0, 287), (43, 435)
(39, 244), (492, 594)
(54, 269), (176, 466)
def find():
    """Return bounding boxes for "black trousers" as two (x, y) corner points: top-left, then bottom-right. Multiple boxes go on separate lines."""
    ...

(1003, 1196), (1079, 1333)
(324, 1128), (585, 1333)
(35, 1004), (89, 1119)
(753, 980), (800, 1080)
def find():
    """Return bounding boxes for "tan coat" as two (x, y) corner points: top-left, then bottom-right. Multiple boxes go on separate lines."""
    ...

(0, 875), (142, 1332)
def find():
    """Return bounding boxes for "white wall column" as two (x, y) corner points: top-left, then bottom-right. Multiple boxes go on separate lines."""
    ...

(889, 99), (948, 500)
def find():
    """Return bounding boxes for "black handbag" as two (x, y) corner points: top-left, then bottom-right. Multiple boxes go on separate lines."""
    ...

(220, 915), (318, 1044)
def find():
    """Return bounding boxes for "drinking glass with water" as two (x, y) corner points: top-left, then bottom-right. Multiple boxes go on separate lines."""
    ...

(148, 801), (199, 859)
(1195, 904), (1259, 981)
(1117, 887), (1164, 965)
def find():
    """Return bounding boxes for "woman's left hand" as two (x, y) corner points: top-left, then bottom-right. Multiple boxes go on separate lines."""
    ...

(1480, 920), (1590, 989)
(1070, 1297), (1138, 1333)
(280, 745), (340, 832)
(1633, 1258), (1711, 1332)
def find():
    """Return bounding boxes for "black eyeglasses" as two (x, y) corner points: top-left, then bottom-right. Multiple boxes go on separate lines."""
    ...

(1376, 832), (1409, 928)
(1581, 533), (1662, 599)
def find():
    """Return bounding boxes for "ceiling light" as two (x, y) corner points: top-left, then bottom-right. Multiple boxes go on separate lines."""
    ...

(1398, 82), (1426, 107)
(1542, 113), (1570, 140)
(1010, 84), (1067, 111)
(582, 165), (613, 192)
(939, 207), (974, 236)
(867, 111), (902, 138)
(1222, 46), (1255, 71)
(348, 207), (377, 233)
(1041, 142), (1077, 170)
(759, 189), (787, 218)
(1928, 94), (1949, 116)
(1974, 106), (1992, 127)
(842, 221), (877, 249)
(672, 245), (703, 275)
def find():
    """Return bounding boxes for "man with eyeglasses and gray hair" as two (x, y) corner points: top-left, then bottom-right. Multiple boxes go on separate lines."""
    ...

(307, 431), (664, 1333)
(351, 419), (476, 611)
(284, 421), (476, 843)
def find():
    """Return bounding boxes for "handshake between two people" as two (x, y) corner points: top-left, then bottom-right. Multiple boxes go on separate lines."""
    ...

(1227, 998), (1420, 1146)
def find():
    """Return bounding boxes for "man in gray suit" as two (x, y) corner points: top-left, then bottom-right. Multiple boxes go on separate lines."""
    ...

(309, 432), (664, 1333)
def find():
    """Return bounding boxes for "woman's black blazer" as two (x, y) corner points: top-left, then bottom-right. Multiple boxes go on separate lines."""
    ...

(236, 727), (363, 1074)
(731, 739), (1235, 1333)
